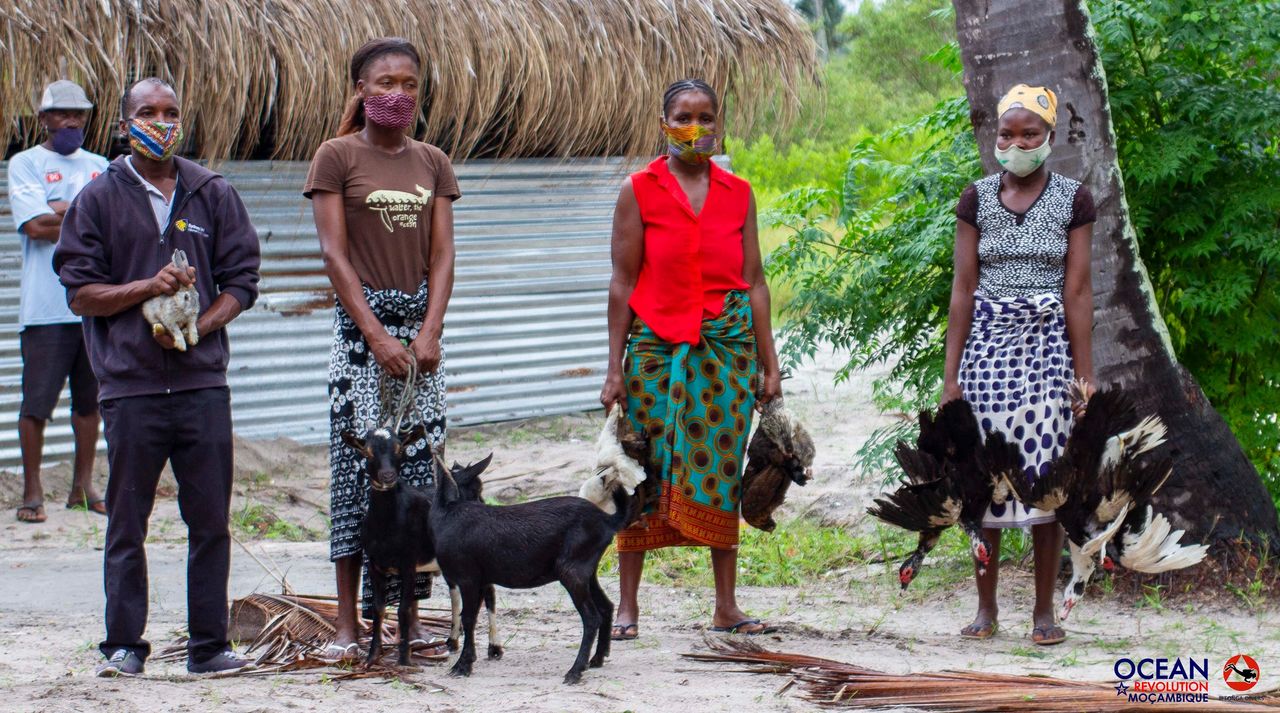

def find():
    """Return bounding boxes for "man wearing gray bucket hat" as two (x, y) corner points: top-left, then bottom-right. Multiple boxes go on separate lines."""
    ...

(5, 79), (106, 524)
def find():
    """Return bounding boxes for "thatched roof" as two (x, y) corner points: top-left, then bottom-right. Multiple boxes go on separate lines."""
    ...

(0, 0), (817, 160)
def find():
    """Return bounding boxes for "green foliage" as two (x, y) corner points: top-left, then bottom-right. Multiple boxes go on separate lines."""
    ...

(734, 0), (956, 198)
(758, 0), (1280, 506)
(765, 97), (980, 480)
(599, 519), (917, 588)
(1093, 0), (1280, 499)
(728, 133), (863, 200)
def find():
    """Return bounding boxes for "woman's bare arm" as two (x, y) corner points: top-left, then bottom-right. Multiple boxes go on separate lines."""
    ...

(941, 220), (980, 404)
(411, 198), (455, 373)
(600, 179), (643, 408)
(742, 189), (781, 405)
(1063, 222), (1095, 400)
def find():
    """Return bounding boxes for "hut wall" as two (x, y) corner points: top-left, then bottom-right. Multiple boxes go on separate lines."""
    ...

(0, 157), (674, 468)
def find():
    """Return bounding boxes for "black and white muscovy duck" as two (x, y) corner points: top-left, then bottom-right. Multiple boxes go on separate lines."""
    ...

(996, 382), (1207, 618)
(868, 399), (1021, 590)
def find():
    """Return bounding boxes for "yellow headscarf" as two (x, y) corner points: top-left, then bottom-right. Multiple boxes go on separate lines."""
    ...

(998, 84), (1058, 128)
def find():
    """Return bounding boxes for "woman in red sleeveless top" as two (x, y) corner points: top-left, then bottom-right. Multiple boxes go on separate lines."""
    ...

(600, 79), (782, 639)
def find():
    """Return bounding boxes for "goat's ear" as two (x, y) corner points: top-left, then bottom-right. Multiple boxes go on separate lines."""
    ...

(457, 453), (494, 483)
(340, 430), (371, 458)
(400, 422), (427, 447)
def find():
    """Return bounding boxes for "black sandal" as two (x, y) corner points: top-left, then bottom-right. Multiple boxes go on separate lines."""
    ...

(610, 623), (638, 640)
(16, 501), (46, 524)
(709, 619), (776, 635)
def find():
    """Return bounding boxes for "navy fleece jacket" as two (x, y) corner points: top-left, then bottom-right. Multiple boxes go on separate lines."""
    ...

(54, 156), (261, 400)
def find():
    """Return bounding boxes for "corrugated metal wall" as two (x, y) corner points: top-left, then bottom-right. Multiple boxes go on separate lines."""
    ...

(0, 157), (646, 466)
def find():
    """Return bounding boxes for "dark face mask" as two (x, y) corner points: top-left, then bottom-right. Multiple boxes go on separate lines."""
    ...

(50, 126), (85, 156)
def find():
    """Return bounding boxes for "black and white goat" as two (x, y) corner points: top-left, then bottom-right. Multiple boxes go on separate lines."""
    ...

(341, 423), (432, 666)
(430, 455), (630, 684)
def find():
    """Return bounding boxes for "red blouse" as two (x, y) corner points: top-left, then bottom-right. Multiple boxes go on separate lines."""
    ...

(628, 157), (751, 344)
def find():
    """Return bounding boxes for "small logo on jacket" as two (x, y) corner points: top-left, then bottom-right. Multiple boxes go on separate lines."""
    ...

(45, 171), (62, 183)
(174, 219), (209, 236)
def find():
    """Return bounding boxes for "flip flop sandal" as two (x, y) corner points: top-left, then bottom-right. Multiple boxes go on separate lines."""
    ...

(16, 501), (46, 524)
(960, 620), (999, 640)
(322, 642), (360, 662)
(67, 497), (107, 515)
(410, 642), (451, 660)
(709, 619), (777, 635)
(408, 638), (446, 652)
(1032, 625), (1066, 646)
(610, 624), (639, 641)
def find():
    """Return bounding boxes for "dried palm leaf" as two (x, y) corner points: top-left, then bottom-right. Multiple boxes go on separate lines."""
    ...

(153, 592), (453, 677)
(0, 0), (818, 161)
(685, 638), (1280, 711)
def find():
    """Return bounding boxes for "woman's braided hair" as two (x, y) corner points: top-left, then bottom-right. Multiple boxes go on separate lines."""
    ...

(662, 79), (718, 119)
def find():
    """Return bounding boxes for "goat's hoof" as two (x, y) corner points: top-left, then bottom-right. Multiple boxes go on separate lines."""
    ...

(487, 645), (503, 660)
(449, 663), (472, 678)
(588, 657), (605, 669)
(563, 670), (584, 685)
(446, 638), (459, 652)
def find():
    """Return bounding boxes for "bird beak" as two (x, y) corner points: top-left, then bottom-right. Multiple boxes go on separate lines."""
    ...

(1102, 556), (1115, 572)
(1061, 599), (1075, 620)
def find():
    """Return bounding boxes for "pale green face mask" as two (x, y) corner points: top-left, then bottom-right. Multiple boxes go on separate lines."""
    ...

(994, 134), (1051, 177)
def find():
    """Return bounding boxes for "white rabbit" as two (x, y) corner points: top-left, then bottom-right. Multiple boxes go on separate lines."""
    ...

(142, 249), (200, 352)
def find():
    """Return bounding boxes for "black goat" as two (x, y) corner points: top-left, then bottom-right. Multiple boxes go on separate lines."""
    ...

(430, 456), (631, 684)
(341, 423), (434, 666)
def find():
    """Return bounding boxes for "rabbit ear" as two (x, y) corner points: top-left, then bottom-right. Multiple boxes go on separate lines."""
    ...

(172, 249), (189, 269)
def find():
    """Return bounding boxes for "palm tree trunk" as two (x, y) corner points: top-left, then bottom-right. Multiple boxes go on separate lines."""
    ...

(951, 0), (1279, 547)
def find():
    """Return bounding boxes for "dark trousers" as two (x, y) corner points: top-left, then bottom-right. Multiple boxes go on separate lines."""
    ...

(99, 387), (234, 663)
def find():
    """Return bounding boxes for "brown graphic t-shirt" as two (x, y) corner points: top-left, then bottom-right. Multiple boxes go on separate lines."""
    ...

(303, 133), (461, 293)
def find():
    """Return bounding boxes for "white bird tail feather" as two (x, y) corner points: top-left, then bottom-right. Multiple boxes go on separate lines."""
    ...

(1119, 506), (1208, 573)
(1081, 501), (1130, 558)
(579, 405), (647, 513)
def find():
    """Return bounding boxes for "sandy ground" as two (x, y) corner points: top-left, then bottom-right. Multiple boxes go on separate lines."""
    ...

(2, 352), (1278, 713)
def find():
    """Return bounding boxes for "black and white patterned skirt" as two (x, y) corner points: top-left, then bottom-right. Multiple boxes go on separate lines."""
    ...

(959, 292), (1074, 528)
(328, 279), (447, 615)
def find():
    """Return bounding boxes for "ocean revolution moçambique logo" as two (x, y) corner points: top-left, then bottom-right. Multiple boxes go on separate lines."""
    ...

(1113, 657), (1210, 704)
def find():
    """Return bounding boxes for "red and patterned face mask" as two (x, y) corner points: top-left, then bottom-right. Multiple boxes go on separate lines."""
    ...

(364, 93), (417, 129)
(129, 119), (184, 161)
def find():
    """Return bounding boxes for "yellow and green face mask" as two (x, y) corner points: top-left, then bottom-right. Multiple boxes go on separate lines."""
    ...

(662, 123), (719, 164)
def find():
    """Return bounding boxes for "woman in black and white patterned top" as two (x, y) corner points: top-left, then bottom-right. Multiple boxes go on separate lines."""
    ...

(941, 84), (1096, 646)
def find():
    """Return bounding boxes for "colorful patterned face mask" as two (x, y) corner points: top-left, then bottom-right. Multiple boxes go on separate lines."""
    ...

(662, 122), (719, 164)
(128, 119), (184, 161)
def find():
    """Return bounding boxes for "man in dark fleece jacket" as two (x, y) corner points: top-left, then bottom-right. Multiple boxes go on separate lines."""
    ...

(53, 78), (261, 677)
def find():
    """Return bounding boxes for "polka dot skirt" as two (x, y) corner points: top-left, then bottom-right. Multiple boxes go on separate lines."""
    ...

(960, 292), (1074, 528)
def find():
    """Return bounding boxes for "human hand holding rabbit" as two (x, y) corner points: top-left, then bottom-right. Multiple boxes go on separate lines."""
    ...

(144, 250), (201, 352)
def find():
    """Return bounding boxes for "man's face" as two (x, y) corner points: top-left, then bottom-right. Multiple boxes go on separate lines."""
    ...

(119, 82), (181, 131)
(41, 109), (88, 132)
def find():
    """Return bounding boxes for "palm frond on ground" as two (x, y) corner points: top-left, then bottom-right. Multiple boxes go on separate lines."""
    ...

(684, 638), (1280, 711)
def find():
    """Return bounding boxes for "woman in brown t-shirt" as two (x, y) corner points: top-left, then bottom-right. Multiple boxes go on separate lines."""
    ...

(303, 37), (460, 659)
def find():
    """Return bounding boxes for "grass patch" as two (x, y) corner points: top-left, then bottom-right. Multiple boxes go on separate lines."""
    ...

(232, 502), (323, 541)
(601, 518), (895, 588)
(597, 518), (991, 592)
